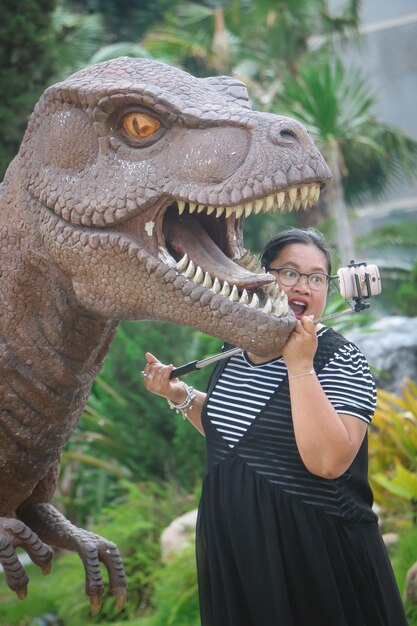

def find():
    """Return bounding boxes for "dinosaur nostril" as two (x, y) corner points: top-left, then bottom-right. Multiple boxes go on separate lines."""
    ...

(268, 121), (303, 146)
(279, 129), (298, 141)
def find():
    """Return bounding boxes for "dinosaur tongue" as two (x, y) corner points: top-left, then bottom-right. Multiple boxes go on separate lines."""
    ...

(164, 212), (273, 289)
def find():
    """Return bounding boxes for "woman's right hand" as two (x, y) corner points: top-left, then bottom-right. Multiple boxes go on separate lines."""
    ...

(141, 352), (187, 404)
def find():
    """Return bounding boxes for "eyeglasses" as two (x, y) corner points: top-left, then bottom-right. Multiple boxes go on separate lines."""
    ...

(268, 267), (335, 291)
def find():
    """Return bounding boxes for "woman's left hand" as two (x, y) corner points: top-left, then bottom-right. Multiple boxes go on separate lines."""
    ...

(282, 315), (318, 373)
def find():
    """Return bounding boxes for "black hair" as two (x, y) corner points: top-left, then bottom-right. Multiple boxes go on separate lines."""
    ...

(260, 227), (332, 274)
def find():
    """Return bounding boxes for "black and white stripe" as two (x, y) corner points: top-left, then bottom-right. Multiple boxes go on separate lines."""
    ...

(206, 327), (376, 448)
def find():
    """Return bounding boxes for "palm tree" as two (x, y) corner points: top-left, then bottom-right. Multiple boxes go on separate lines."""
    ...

(275, 57), (417, 262)
(51, 3), (107, 80)
(140, 0), (362, 78)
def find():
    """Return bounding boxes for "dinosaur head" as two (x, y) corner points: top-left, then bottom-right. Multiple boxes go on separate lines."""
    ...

(14, 57), (331, 356)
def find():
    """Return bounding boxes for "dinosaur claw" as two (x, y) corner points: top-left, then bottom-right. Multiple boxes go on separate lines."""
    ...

(113, 587), (127, 611)
(41, 562), (52, 576)
(16, 587), (28, 600)
(89, 595), (103, 616)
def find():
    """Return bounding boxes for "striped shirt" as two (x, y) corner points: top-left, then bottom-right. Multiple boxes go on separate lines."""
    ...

(206, 327), (376, 448)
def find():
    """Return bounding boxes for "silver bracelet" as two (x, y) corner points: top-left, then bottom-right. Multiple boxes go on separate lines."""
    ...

(167, 382), (196, 418)
(288, 369), (316, 380)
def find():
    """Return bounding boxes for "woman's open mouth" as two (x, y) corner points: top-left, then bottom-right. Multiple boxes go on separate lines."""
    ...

(289, 299), (308, 319)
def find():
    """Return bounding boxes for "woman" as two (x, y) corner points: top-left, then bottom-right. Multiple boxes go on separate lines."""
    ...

(141, 228), (407, 626)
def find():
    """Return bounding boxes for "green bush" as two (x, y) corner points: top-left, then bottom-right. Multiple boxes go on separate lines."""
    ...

(0, 0), (57, 178)
(390, 525), (417, 625)
(398, 260), (417, 316)
(139, 548), (200, 626)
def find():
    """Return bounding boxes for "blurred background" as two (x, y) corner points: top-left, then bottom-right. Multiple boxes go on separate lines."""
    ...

(1, 1), (417, 625)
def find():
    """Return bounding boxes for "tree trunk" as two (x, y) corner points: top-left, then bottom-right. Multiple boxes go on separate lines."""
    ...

(327, 140), (356, 264)
(212, 6), (229, 72)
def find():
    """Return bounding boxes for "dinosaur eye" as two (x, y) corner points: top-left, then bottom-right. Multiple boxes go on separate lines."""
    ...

(122, 112), (161, 139)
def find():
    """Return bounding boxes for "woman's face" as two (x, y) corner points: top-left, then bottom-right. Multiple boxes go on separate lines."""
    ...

(268, 243), (329, 321)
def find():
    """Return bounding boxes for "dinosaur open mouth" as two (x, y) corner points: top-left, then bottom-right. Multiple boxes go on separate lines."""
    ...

(156, 182), (321, 316)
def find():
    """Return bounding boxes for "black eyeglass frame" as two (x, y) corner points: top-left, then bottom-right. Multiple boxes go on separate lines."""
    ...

(268, 267), (338, 291)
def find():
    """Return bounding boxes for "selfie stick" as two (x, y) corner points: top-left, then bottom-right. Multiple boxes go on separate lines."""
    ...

(169, 309), (353, 379)
(169, 260), (379, 379)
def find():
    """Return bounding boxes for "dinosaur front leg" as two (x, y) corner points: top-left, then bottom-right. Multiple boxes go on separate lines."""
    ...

(0, 517), (53, 598)
(18, 503), (126, 615)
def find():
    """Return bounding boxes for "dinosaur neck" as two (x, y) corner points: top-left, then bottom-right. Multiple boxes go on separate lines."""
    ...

(0, 255), (118, 449)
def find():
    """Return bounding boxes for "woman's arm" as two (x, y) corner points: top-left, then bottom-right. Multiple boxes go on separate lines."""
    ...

(283, 318), (368, 479)
(142, 352), (206, 435)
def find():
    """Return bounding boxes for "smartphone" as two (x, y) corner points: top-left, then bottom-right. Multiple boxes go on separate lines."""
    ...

(337, 264), (382, 299)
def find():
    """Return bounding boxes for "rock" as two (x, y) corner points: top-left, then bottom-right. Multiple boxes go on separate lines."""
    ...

(382, 532), (399, 553)
(160, 508), (198, 561)
(346, 316), (417, 393)
(404, 560), (417, 604)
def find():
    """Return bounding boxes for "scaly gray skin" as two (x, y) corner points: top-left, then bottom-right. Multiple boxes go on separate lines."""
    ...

(0, 57), (331, 612)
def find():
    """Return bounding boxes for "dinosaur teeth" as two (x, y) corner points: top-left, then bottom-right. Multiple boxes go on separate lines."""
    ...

(249, 293), (259, 309)
(211, 277), (221, 294)
(264, 281), (280, 298)
(175, 256), (288, 317)
(262, 297), (274, 314)
(273, 293), (289, 316)
(236, 252), (265, 274)
(230, 285), (240, 302)
(234, 204), (245, 218)
(276, 192), (285, 210)
(288, 187), (298, 205)
(265, 194), (275, 212)
(220, 281), (231, 297)
(184, 259), (196, 278)
(194, 265), (204, 284)
(174, 183), (320, 221)
(176, 253), (189, 272)
(254, 199), (264, 214)
(239, 289), (249, 304)
(244, 202), (253, 217)
(203, 271), (213, 288)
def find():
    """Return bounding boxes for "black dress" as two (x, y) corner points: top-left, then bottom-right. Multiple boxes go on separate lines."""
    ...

(196, 329), (408, 626)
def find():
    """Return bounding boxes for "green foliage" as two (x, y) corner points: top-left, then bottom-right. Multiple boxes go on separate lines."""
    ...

(398, 260), (417, 317)
(50, 3), (106, 80)
(388, 525), (417, 625)
(97, 321), (208, 486)
(139, 548), (200, 626)
(390, 525), (417, 597)
(277, 56), (417, 206)
(368, 380), (417, 527)
(141, 0), (361, 78)
(61, 320), (216, 522)
(0, 0), (57, 179)
(67, 0), (180, 43)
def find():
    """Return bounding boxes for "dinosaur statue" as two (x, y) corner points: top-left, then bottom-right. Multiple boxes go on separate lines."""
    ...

(0, 56), (331, 613)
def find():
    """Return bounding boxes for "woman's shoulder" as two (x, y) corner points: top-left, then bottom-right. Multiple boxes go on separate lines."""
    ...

(317, 326), (349, 351)
(316, 326), (372, 370)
